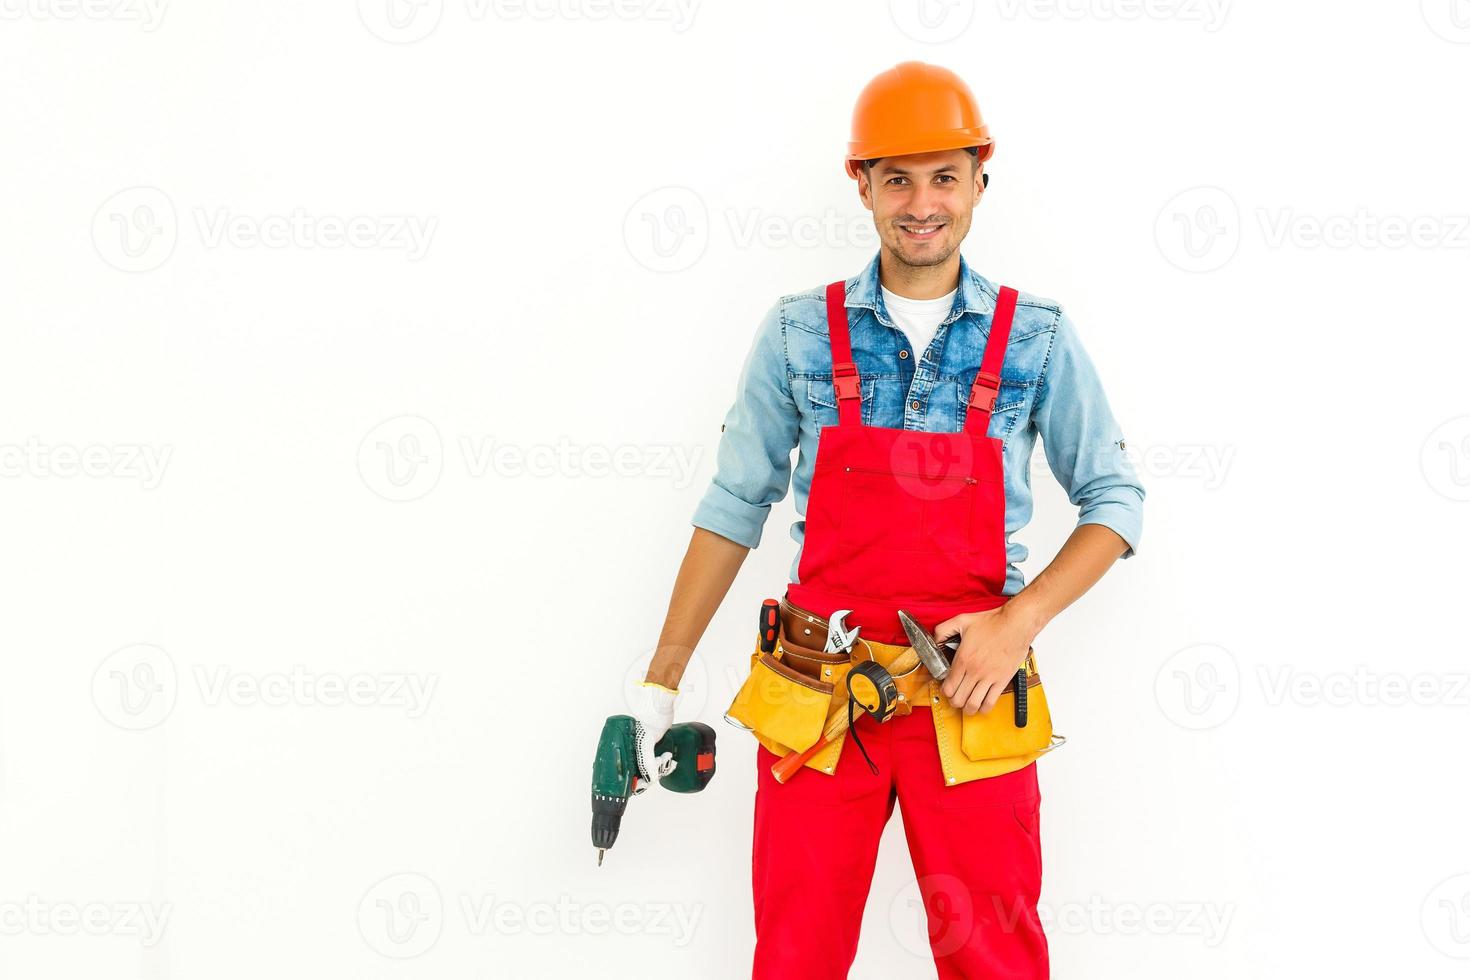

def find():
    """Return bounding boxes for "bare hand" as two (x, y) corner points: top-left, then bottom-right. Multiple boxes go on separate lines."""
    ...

(934, 606), (1034, 715)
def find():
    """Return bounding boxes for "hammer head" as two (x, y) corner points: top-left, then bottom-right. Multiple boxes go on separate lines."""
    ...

(897, 610), (955, 681)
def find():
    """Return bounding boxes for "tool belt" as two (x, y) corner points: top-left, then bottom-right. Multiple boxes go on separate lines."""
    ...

(724, 598), (1061, 782)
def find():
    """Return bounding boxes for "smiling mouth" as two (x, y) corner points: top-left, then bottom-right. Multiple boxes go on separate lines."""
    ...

(899, 222), (945, 240)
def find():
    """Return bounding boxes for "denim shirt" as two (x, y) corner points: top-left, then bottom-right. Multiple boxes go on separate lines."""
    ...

(691, 251), (1145, 594)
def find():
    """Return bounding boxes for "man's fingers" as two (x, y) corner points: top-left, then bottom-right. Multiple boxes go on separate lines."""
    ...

(940, 663), (962, 700)
(963, 674), (1013, 715)
(941, 670), (962, 702)
(945, 669), (978, 709)
(933, 617), (963, 645)
(964, 681), (995, 715)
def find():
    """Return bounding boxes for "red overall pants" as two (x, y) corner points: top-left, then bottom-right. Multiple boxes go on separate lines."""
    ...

(754, 281), (1047, 978)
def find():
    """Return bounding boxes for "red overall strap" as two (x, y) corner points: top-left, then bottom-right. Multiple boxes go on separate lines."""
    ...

(963, 285), (1019, 434)
(825, 280), (861, 426)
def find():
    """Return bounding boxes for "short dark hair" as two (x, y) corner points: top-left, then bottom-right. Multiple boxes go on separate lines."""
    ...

(862, 144), (979, 176)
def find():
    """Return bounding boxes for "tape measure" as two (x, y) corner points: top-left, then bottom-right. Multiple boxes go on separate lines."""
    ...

(846, 660), (899, 724)
(844, 660), (900, 774)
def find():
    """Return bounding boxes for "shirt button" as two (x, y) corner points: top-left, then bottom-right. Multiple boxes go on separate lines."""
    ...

(898, 350), (909, 360)
(910, 400), (920, 411)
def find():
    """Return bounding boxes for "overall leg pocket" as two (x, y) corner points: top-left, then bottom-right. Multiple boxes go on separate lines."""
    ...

(937, 760), (1039, 811)
(755, 742), (845, 806)
(1012, 795), (1040, 841)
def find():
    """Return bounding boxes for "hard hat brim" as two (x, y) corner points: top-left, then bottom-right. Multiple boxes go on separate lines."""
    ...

(846, 132), (994, 179)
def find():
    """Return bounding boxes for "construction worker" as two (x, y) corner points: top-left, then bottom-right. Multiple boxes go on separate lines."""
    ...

(628, 61), (1145, 978)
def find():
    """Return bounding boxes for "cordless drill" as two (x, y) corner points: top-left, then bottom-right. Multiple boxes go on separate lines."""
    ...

(591, 716), (716, 865)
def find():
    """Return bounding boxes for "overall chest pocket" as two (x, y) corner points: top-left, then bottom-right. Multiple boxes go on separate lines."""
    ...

(837, 463), (978, 555)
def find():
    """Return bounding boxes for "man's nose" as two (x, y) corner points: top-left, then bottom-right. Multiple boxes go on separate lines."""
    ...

(907, 185), (944, 220)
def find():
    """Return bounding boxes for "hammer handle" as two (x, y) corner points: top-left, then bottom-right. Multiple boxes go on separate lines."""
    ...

(770, 647), (921, 782)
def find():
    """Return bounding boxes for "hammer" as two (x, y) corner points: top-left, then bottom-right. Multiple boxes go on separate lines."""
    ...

(898, 609), (1028, 728)
(769, 610), (971, 783)
(769, 643), (923, 783)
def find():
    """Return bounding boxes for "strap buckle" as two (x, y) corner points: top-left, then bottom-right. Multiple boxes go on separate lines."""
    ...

(833, 361), (861, 400)
(967, 371), (1000, 412)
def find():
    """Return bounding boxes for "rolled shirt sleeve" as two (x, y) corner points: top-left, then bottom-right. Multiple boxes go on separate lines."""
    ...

(1032, 308), (1145, 558)
(690, 302), (799, 549)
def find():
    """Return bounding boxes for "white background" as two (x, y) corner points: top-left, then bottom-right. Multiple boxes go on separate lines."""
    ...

(2, 1), (1468, 977)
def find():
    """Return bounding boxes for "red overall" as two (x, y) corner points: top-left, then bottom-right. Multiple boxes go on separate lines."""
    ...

(753, 280), (1047, 978)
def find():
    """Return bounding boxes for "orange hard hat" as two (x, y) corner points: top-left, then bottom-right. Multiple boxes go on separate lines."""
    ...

(845, 61), (994, 180)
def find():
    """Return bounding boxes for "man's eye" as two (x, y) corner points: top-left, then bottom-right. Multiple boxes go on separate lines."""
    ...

(936, 175), (955, 183)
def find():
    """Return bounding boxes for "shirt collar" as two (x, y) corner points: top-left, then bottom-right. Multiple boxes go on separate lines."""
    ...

(846, 249), (998, 329)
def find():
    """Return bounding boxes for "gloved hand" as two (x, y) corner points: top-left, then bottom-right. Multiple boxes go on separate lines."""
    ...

(625, 678), (679, 793)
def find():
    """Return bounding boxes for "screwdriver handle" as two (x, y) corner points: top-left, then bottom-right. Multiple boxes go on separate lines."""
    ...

(758, 598), (780, 653)
(1014, 668), (1028, 727)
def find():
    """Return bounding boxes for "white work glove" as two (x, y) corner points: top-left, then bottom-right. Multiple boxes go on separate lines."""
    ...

(625, 679), (679, 794)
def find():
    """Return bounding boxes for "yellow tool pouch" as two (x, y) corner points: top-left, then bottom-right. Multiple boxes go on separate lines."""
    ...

(954, 651), (1057, 763)
(724, 630), (935, 774)
(724, 649), (835, 752)
(724, 636), (859, 774)
(724, 614), (1066, 784)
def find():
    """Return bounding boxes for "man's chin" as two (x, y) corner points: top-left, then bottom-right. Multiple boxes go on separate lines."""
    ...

(886, 237), (954, 267)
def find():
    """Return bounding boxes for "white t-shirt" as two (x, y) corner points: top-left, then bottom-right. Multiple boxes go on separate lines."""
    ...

(880, 284), (957, 363)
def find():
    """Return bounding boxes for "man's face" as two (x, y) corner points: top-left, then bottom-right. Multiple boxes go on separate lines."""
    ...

(857, 147), (984, 268)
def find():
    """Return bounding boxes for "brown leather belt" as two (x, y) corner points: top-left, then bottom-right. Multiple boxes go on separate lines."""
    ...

(777, 595), (1039, 696)
(777, 596), (842, 655)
